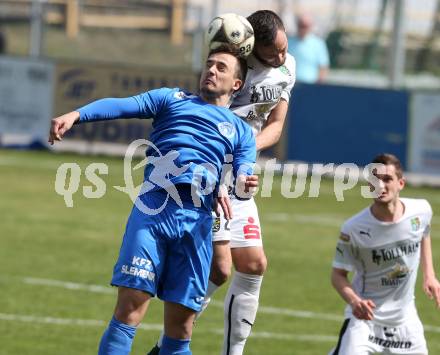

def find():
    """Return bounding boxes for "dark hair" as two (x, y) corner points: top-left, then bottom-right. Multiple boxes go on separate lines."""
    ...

(372, 153), (403, 178)
(247, 10), (285, 46)
(208, 45), (248, 84)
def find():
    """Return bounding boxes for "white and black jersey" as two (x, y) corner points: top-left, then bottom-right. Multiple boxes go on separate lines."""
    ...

(333, 198), (432, 326)
(230, 53), (296, 135)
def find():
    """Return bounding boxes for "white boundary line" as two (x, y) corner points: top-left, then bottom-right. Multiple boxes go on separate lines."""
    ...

(21, 277), (440, 334)
(0, 313), (336, 343)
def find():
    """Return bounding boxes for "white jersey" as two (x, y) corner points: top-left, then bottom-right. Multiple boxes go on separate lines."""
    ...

(333, 198), (432, 326)
(230, 53), (296, 135)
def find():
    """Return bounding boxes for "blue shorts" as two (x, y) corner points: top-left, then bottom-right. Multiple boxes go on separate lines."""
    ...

(111, 188), (213, 311)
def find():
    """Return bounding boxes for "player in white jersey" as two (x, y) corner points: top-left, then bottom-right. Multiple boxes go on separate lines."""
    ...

(208, 10), (295, 355)
(147, 10), (296, 355)
(330, 154), (440, 355)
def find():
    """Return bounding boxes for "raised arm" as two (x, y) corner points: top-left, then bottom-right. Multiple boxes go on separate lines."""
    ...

(421, 235), (440, 308)
(48, 97), (141, 145)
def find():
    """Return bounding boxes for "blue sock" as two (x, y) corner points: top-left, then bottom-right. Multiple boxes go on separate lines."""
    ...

(98, 316), (137, 355)
(159, 335), (191, 355)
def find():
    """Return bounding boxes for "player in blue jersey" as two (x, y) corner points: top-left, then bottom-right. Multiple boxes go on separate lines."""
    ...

(148, 10), (296, 355)
(48, 48), (257, 355)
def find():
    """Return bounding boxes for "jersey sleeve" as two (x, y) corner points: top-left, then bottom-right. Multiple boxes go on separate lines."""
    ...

(132, 87), (174, 119)
(77, 87), (173, 123)
(280, 55), (296, 103)
(78, 97), (142, 122)
(232, 122), (256, 177)
(332, 223), (355, 272)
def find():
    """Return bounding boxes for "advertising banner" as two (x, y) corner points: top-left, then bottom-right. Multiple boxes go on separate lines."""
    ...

(0, 56), (54, 142)
(409, 93), (440, 174)
(54, 61), (199, 144)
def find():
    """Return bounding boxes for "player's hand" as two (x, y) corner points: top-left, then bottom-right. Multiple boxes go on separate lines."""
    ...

(48, 111), (79, 145)
(351, 299), (376, 320)
(214, 185), (232, 220)
(423, 276), (440, 308)
(235, 174), (258, 198)
(244, 174), (259, 192)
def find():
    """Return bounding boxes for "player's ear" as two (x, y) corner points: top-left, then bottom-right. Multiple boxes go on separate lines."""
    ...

(232, 78), (243, 92)
(398, 177), (405, 190)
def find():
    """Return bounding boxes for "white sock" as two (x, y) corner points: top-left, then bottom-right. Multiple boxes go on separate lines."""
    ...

(156, 280), (220, 348)
(222, 272), (263, 355)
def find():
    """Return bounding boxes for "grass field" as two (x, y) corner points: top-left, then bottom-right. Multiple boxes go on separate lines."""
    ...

(1, 149), (439, 355)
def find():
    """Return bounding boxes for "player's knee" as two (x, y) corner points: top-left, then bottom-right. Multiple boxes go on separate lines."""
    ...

(255, 254), (268, 274)
(114, 306), (144, 326)
(165, 321), (193, 340)
(210, 260), (232, 286)
(114, 288), (149, 326)
(236, 253), (267, 275)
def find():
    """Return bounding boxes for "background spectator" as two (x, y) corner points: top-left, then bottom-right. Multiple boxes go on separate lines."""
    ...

(288, 13), (329, 83)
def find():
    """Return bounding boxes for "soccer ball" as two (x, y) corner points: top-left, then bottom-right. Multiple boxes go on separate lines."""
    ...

(205, 13), (255, 58)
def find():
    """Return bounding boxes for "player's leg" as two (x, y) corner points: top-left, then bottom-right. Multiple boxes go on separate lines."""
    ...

(104, 193), (167, 355)
(146, 241), (231, 354)
(99, 287), (152, 355)
(146, 212), (233, 354)
(158, 301), (198, 355)
(204, 239), (233, 308)
(155, 205), (213, 355)
(222, 198), (266, 355)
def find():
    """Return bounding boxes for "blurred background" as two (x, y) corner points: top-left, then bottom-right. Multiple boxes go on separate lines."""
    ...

(0, 0), (439, 173)
(1, 1), (440, 354)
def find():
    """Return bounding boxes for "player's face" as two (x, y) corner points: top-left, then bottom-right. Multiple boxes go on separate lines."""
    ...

(199, 52), (242, 99)
(372, 164), (405, 204)
(254, 29), (288, 68)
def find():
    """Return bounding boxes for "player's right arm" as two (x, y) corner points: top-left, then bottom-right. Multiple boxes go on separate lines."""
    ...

(49, 88), (172, 145)
(331, 230), (376, 320)
(331, 268), (375, 320)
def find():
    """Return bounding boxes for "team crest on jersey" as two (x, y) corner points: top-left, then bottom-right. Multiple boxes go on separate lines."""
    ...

(174, 91), (188, 100)
(212, 217), (221, 232)
(279, 65), (291, 76)
(410, 217), (421, 231)
(217, 122), (236, 138)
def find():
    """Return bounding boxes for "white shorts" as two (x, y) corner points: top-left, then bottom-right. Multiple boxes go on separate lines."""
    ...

(330, 315), (428, 355)
(212, 197), (263, 248)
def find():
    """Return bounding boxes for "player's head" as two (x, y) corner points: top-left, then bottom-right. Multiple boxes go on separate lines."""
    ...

(296, 13), (313, 38)
(247, 10), (287, 68)
(371, 153), (405, 204)
(199, 45), (247, 102)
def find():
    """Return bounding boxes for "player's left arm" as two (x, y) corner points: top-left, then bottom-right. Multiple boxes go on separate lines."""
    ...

(421, 234), (440, 308)
(255, 99), (289, 151)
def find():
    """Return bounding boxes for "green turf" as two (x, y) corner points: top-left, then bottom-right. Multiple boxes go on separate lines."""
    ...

(1, 149), (439, 354)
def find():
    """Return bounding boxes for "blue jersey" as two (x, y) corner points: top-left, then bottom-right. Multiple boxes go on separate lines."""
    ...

(78, 87), (256, 208)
